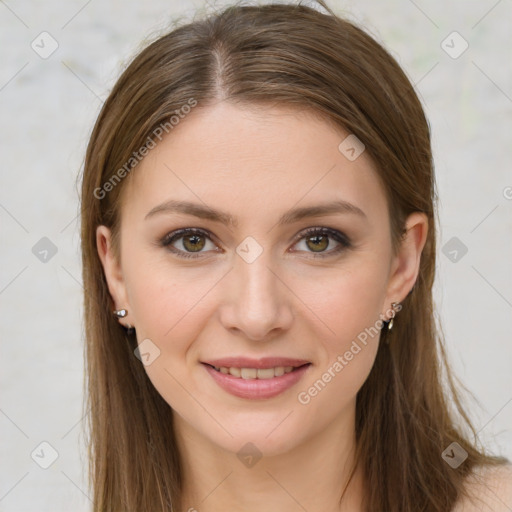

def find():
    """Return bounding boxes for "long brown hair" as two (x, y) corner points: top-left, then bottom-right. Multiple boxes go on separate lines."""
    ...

(79, 1), (509, 510)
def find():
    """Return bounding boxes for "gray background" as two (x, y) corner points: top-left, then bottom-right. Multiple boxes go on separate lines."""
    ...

(1, 0), (511, 510)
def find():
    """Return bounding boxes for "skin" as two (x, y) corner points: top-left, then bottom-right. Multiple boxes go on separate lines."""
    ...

(97, 101), (428, 512)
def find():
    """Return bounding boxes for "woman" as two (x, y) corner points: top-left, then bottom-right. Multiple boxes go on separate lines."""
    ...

(79, 1), (512, 510)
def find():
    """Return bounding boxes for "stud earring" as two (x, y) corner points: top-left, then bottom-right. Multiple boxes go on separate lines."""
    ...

(113, 309), (135, 334)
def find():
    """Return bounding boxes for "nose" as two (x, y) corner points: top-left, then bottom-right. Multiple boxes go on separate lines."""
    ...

(219, 248), (294, 342)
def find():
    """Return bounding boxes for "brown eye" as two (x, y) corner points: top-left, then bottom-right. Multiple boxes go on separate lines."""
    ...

(305, 234), (329, 252)
(292, 227), (351, 258)
(182, 233), (206, 252)
(160, 226), (351, 260)
(161, 228), (217, 259)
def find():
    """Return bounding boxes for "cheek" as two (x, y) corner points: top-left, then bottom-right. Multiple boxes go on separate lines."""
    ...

(291, 263), (388, 427)
(125, 257), (217, 346)
(291, 252), (390, 349)
(123, 255), (219, 409)
(295, 262), (386, 393)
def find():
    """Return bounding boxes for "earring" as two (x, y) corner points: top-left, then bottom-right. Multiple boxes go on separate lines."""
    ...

(385, 302), (402, 345)
(387, 302), (401, 331)
(113, 309), (134, 333)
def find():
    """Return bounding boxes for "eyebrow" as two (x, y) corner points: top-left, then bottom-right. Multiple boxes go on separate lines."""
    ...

(144, 199), (366, 227)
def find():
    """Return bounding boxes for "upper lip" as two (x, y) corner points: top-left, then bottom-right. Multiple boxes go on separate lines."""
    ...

(202, 357), (311, 369)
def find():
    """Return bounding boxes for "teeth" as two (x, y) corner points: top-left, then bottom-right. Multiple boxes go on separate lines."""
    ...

(229, 367), (241, 377)
(256, 368), (275, 379)
(212, 365), (301, 379)
(241, 368), (257, 379)
(274, 366), (285, 377)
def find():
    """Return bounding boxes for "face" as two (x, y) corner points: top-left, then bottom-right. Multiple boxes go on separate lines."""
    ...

(97, 101), (426, 457)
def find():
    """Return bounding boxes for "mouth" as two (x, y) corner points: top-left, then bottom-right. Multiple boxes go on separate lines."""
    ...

(202, 362), (311, 380)
(200, 360), (312, 400)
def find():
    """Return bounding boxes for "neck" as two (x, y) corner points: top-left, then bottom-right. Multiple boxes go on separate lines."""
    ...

(174, 400), (364, 512)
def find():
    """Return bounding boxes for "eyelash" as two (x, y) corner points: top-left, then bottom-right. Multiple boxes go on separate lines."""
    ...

(159, 227), (351, 260)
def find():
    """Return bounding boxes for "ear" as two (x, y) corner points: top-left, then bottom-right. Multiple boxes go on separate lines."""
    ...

(96, 225), (132, 327)
(382, 212), (428, 315)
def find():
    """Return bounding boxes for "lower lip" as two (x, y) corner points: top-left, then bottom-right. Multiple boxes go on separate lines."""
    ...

(202, 363), (311, 400)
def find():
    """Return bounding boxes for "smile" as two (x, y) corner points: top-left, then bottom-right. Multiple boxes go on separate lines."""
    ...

(201, 362), (312, 399)
(206, 363), (308, 379)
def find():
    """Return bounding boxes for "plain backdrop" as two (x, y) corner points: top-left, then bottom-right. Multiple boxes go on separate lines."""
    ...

(1, 0), (511, 510)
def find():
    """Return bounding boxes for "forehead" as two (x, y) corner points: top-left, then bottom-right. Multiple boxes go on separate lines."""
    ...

(121, 101), (387, 225)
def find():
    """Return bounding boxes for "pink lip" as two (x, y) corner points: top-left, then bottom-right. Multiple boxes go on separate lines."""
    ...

(202, 362), (312, 400)
(202, 357), (310, 369)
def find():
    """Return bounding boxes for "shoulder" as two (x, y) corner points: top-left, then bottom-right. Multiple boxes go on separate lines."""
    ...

(452, 463), (512, 512)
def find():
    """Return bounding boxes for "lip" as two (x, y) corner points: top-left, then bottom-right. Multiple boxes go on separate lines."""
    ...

(201, 357), (311, 369)
(202, 362), (312, 400)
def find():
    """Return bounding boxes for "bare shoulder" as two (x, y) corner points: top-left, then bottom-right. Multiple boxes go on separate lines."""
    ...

(452, 463), (512, 512)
